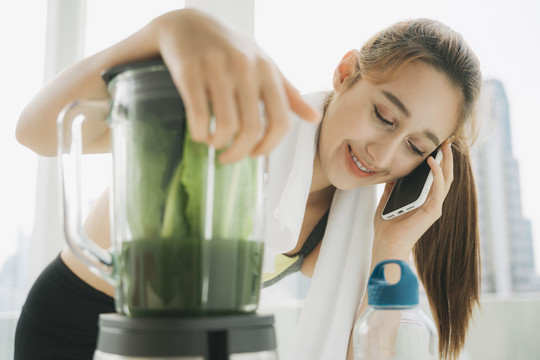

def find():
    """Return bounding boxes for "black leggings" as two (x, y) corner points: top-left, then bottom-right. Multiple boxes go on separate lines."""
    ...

(15, 254), (115, 360)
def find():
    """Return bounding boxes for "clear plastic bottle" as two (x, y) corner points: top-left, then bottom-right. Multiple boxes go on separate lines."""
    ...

(353, 260), (437, 360)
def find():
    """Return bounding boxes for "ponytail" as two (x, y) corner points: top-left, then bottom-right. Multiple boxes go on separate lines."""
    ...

(413, 143), (481, 359)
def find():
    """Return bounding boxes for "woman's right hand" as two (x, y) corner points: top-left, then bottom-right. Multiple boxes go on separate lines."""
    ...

(152, 9), (320, 163)
(17, 8), (320, 160)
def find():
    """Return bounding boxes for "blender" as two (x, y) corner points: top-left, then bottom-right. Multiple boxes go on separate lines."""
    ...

(57, 58), (277, 359)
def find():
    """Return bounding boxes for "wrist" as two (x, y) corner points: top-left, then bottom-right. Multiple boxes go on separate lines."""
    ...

(371, 236), (412, 263)
(370, 239), (412, 286)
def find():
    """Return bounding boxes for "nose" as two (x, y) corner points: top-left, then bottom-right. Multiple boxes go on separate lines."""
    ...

(366, 137), (401, 170)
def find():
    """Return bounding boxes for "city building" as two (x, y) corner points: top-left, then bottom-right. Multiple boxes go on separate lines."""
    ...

(471, 79), (539, 294)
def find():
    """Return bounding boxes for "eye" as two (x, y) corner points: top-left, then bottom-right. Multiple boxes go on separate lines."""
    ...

(374, 105), (394, 127)
(407, 140), (425, 157)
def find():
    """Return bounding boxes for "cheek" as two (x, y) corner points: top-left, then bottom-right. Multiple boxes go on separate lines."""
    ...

(327, 99), (371, 135)
(319, 115), (347, 150)
(390, 159), (422, 180)
(317, 124), (337, 170)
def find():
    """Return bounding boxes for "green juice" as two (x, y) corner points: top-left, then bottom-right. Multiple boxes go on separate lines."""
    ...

(117, 238), (264, 316)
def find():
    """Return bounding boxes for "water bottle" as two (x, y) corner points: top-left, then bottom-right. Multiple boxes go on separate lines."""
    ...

(353, 260), (437, 360)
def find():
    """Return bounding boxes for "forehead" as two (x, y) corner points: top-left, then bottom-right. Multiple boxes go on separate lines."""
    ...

(375, 62), (460, 139)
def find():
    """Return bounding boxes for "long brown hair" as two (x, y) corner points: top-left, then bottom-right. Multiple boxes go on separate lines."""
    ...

(414, 141), (480, 359)
(341, 19), (482, 359)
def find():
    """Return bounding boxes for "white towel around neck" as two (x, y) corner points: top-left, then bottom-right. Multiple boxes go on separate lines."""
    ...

(262, 92), (378, 359)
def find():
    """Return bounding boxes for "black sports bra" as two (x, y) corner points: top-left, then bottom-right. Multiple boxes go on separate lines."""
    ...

(262, 210), (329, 288)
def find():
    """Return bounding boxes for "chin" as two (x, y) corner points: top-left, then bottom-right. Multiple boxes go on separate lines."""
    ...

(331, 176), (368, 191)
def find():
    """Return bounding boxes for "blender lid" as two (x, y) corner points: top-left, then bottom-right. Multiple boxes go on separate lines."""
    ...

(96, 313), (277, 357)
(99, 312), (275, 330)
(101, 57), (166, 84)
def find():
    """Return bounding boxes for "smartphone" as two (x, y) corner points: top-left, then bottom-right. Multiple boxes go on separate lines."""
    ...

(381, 148), (443, 220)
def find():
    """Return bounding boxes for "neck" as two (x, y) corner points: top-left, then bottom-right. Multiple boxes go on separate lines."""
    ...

(310, 150), (335, 204)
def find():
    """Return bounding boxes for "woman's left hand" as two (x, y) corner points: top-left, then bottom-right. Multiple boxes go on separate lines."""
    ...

(372, 140), (454, 258)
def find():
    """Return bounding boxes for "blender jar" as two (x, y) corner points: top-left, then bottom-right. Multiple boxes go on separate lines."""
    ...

(58, 58), (267, 316)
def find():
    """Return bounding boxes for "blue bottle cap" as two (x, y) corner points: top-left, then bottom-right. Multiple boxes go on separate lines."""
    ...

(367, 260), (419, 307)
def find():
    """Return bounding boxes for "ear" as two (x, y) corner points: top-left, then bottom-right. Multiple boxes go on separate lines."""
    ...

(332, 50), (359, 91)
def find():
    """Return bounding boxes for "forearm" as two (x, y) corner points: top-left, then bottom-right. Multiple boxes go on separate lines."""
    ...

(17, 8), (318, 161)
(16, 11), (163, 156)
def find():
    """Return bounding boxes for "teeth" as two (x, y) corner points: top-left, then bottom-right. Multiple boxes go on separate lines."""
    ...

(350, 148), (375, 173)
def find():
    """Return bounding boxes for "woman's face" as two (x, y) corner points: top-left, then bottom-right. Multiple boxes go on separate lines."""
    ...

(318, 62), (460, 190)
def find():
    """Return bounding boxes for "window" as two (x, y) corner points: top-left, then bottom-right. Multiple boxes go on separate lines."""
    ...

(0, 2), (46, 302)
(0, 0), (46, 356)
(0, 2), (184, 358)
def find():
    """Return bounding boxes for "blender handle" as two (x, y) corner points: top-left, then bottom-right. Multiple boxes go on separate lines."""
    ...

(57, 99), (115, 284)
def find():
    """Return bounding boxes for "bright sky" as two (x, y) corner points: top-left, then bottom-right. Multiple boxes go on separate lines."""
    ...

(1, 0), (539, 274)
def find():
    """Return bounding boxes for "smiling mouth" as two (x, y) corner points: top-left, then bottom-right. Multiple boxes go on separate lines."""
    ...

(348, 146), (375, 173)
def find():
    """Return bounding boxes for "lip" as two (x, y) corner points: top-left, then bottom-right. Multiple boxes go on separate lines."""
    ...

(346, 145), (377, 178)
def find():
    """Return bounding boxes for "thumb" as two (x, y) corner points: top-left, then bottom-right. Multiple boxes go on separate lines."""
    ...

(282, 75), (321, 122)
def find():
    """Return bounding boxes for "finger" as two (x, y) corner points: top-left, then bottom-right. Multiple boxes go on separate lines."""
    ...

(423, 139), (453, 211)
(282, 75), (321, 123)
(429, 155), (445, 196)
(440, 140), (454, 194)
(250, 66), (290, 157)
(219, 85), (262, 163)
(169, 60), (211, 143)
(205, 59), (239, 149)
(422, 155), (445, 218)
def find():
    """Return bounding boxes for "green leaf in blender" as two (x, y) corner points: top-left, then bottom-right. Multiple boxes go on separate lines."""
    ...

(212, 155), (258, 240)
(125, 112), (182, 240)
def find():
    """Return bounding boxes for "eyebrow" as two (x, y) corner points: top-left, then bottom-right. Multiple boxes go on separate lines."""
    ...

(423, 130), (440, 147)
(382, 90), (440, 147)
(383, 91), (410, 117)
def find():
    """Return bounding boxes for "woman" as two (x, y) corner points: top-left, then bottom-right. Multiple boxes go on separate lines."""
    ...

(15, 8), (481, 360)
